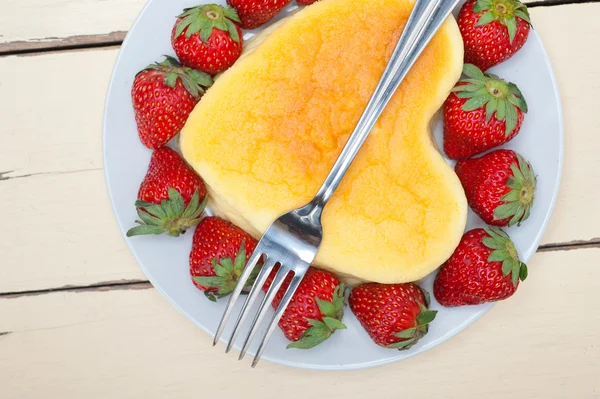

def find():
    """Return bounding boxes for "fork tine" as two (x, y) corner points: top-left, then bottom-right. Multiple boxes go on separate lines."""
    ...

(213, 249), (264, 346)
(251, 271), (304, 367)
(238, 265), (291, 360)
(224, 256), (278, 353)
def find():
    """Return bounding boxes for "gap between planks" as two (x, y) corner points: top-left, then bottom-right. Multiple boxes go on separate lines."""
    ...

(0, 168), (103, 182)
(0, 32), (125, 57)
(0, 280), (153, 299)
(0, 0), (597, 56)
(0, 239), (598, 299)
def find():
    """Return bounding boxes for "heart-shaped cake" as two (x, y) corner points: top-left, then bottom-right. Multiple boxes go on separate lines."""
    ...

(181, 0), (467, 283)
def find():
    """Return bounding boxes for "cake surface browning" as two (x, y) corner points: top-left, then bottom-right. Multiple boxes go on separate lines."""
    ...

(181, 0), (467, 283)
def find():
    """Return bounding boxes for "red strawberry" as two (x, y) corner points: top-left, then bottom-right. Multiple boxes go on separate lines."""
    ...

(132, 56), (212, 149)
(263, 267), (346, 349)
(444, 64), (528, 159)
(297, 0), (319, 5)
(127, 147), (207, 237)
(172, 4), (243, 75)
(227, 0), (291, 30)
(190, 217), (258, 301)
(456, 150), (536, 227)
(434, 228), (528, 307)
(458, 0), (531, 71)
(349, 283), (437, 349)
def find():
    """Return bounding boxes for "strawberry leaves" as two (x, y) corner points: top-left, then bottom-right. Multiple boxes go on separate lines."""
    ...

(175, 4), (241, 44)
(287, 284), (347, 350)
(180, 68), (213, 99)
(388, 299), (437, 350)
(127, 188), (207, 238)
(494, 153), (536, 226)
(143, 56), (213, 99)
(452, 64), (528, 136)
(505, 17), (517, 43)
(193, 241), (258, 302)
(472, 0), (531, 43)
(483, 228), (528, 286)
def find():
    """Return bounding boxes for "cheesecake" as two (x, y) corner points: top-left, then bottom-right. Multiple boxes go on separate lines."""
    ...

(180, 0), (467, 283)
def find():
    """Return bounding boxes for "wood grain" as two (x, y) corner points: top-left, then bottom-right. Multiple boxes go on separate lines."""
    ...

(1, 248), (598, 398)
(0, 0), (575, 54)
(0, 169), (147, 292)
(1, 2), (598, 396)
(1, 3), (599, 293)
(0, 48), (116, 177)
(0, 48), (149, 293)
(531, 3), (600, 246)
(0, 0), (143, 53)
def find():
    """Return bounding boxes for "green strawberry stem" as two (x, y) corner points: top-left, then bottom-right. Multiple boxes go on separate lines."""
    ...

(142, 56), (213, 99)
(452, 64), (527, 136)
(287, 284), (347, 350)
(175, 4), (241, 44)
(193, 240), (260, 302)
(387, 291), (437, 350)
(494, 153), (537, 226)
(482, 228), (528, 286)
(473, 0), (531, 43)
(127, 188), (207, 238)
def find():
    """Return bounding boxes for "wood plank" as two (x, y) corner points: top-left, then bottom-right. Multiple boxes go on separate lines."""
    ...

(0, 48), (147, 293)
(1, 4), (599, 294)
(0, 169), (146, 293)
(531, 3), (600, 246)
(0, 0), (562, 54)
(0, 0), (143, 53)
(1, 248), (598, 398)
(0, 48), (117, 177)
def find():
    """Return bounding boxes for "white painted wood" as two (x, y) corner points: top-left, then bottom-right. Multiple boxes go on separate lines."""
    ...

(0, 0), (144, 49)
(531, 4), (600, 246)
(0, 48), (147, 293)
(0, 48), (116, 178)
(0, 0), (553, 51)
(0, 170), (146, 292)
(1, 248), (598, 398)
(1, 4), (599, 293)
(0, 3), (598, 392)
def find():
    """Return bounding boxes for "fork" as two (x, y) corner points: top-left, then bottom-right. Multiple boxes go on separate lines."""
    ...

(214, 0), (461, 367)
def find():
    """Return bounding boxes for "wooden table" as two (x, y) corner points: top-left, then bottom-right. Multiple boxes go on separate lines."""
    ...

(1, 1), (599, 397)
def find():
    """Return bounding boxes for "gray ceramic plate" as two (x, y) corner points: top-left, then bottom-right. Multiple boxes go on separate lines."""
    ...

(103, 0), (563, 370)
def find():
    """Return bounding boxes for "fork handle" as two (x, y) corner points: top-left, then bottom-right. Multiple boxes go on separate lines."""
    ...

(312, 0), (461, 207)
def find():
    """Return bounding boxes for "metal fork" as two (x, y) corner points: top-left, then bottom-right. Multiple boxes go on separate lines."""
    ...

(214, 0), (461, 367)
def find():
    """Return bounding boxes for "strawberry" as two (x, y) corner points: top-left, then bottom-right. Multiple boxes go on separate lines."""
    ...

(458, 0), (531, 71)
(127, 147), (207, 238)
(227, 0), (291, 30)
(190, 217), (258, 301)
(349, 283), (437, 349)
(456, 150), (536, 227)
(434, 228), (528, 307)
(263, 267), (346, 349)
(132, 56), (212, 149)
(297, 0), (319, 5)
(172, 4), (243, 75)
(444, 64), (528, 160)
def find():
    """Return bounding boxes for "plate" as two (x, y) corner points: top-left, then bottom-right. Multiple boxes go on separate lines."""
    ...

(103, 0), (563, 370)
